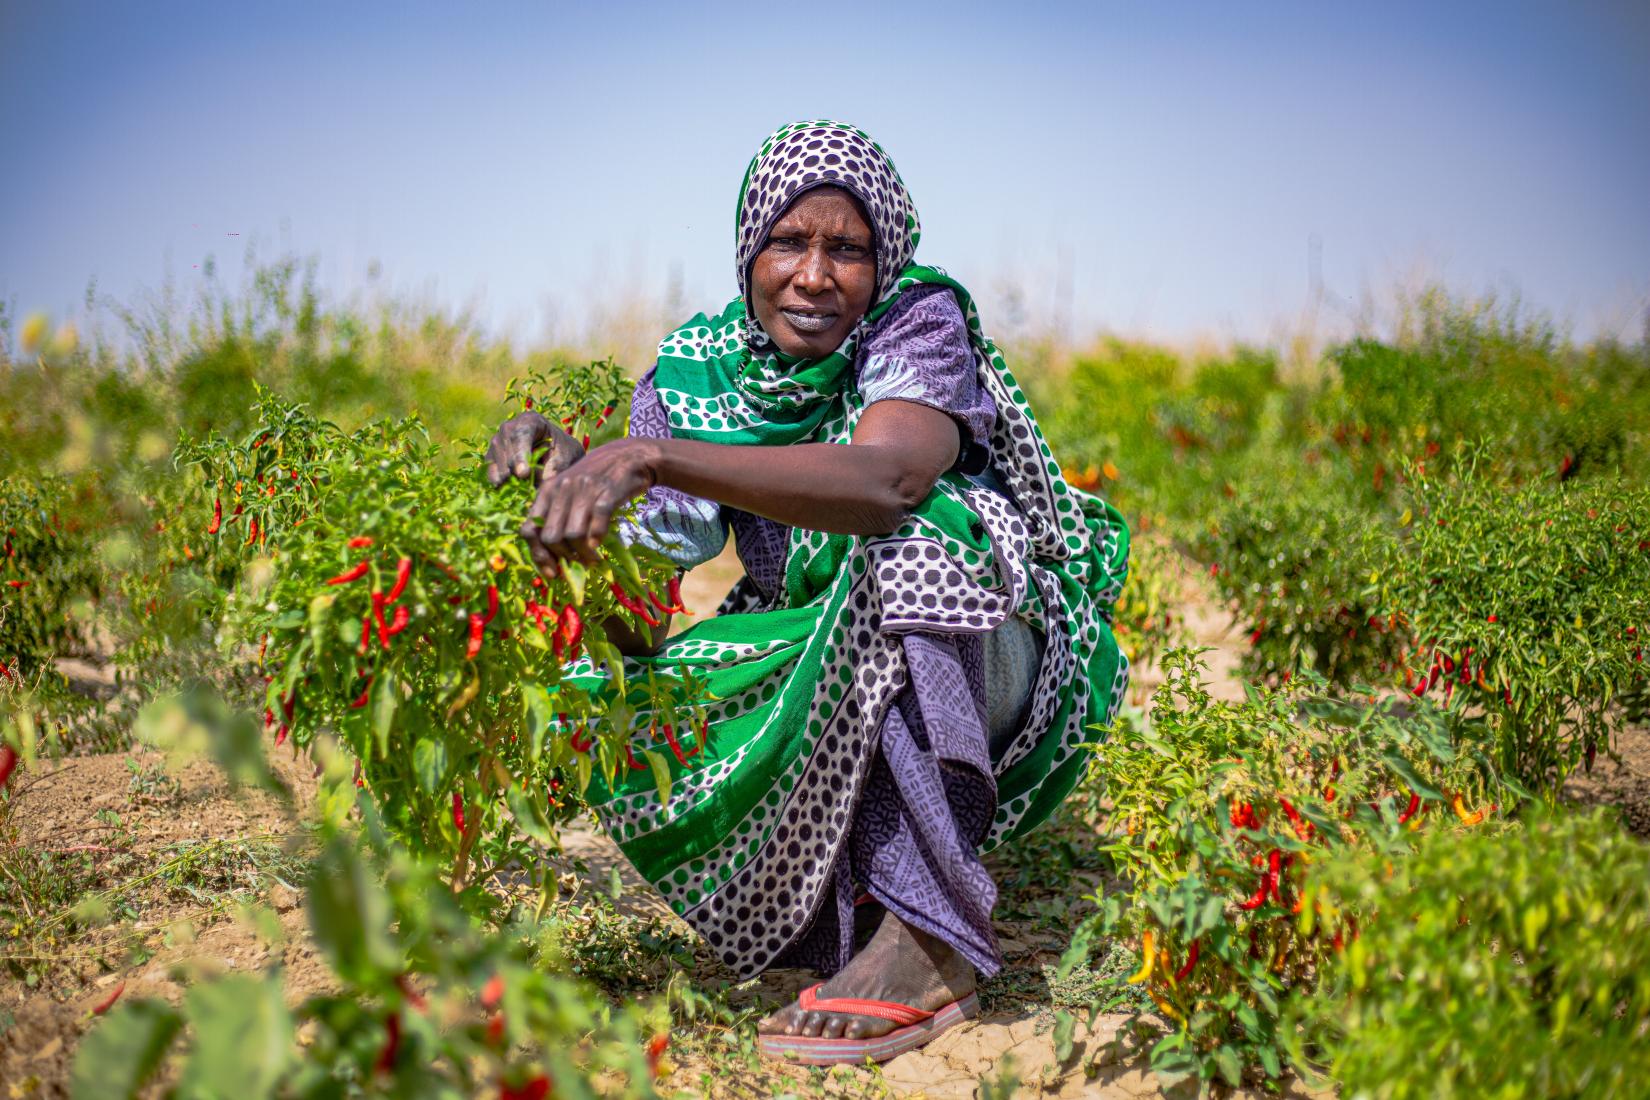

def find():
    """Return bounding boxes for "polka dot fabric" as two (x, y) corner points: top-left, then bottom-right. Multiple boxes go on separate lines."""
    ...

(554, 121), (1133, 977)
(734, 120), (918, 308)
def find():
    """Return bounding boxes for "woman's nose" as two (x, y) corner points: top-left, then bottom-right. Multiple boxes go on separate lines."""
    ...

(794, 246), (831, 294)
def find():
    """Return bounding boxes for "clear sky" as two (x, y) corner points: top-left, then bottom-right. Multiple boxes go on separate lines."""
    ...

(3, 0), (1647, 353)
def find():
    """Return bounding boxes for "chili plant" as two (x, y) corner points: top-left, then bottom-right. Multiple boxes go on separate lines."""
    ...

(71, 801), (673, 1100)
(181, 389), (698, 892)
(1369, 463), (1650, 791)
(1296, 809), (1650, 1100)
(1059, 648), (1518, 1093)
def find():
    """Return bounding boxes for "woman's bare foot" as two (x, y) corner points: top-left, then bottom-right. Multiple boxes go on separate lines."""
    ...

(758, 909), (976, 1040)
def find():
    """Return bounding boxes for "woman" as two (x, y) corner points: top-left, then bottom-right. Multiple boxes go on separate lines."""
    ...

(485, 120), (1130, 1065)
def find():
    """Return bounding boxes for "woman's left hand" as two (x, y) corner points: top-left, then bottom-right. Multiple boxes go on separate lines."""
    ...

(520, 437), (659, 567)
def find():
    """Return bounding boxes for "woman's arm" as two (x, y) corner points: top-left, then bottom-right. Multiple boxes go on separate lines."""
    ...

(519, 399), (962, 565)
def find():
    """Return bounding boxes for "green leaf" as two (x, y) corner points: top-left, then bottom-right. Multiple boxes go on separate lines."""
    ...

(642, 747), (672, 806)
(522, 682), (553, 760)
(1052, 1009), (1076, 1063)
(179, 974), (294, 1099)
(1379, 750), (1443, 801)
(372, 670), (398, 758)
(306, 834), (399, 984)
(1215, 1044), (1243, 1086)
(70, 999), (183, 1100)
(563, 558), (587, 606)
(411, 737), (448, 795)
(1056, 920), (1095, 981)
(506, 781), (555, 846)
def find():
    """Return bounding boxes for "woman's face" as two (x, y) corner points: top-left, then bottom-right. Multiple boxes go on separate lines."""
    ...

(749, 186), (877, 359)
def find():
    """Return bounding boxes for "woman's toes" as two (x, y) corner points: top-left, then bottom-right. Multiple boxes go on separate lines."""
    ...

(843, 1017), (874, 1040)
(756, 1005), (792, 1035)
(821, 1015), (848, 1040)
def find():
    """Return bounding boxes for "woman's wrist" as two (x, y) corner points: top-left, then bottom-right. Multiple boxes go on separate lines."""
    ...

(633, 436), (666, 492)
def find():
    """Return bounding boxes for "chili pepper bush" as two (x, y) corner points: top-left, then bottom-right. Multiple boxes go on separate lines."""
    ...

(1369, 465), (1650, 791)
(1057, 648), (1519, 1092)
(1295, 809), (1650, 1100)
(0, 476), (106, 679)
(177, 385), (695, 891)
(72, 798), (673, 1100)
(1192, 459), (1402, 688)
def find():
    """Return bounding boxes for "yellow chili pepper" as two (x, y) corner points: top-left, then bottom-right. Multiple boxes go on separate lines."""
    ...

(1452, 792), (1485, 826)
(1149, 989), (1186, 1025)
(1126, 929), (1156, 984)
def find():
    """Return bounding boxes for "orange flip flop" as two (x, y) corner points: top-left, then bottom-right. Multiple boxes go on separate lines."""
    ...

(757, 983), (979, 1066)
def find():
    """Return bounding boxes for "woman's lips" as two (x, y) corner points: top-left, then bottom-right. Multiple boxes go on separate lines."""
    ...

(780, 308), (838, 334)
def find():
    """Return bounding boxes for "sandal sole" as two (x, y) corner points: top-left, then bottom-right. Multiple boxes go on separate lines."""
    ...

(757, 992), (979, 1066)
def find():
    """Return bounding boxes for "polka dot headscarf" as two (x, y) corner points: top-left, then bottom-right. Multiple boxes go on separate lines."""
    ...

(734, 120), (921, 310)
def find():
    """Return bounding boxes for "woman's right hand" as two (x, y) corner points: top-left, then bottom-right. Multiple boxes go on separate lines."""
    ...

(483, 411), (586, 486)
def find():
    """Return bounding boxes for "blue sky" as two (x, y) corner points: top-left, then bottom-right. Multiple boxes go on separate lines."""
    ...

(3, 0), (1647, 351)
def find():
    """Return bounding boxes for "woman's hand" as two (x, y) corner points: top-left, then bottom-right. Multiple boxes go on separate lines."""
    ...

(483, 411), (586, 486)
(519, 437), (660, 568)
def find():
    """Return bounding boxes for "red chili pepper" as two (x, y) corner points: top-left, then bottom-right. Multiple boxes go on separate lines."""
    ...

(580, 433), (590, 450)
(648, 589), (673, 617)
(1397, 791), (1421, 824)
(523, 395), (534, 410)
(1278, 797), (1312, 840)
(569, 724), (595, 753)
(327, 560), (371, 586)
(244, 517), (260, 547)
(666, 574), (688, 614)
(0, 744), (18, 788)
(1238, 876), (1270, 911)
(499, 1076), (551, 1100)
(646, 1032), (669, 1078)
(480, 973), (505, 1010)
(559, 604), (583, 655)
(610, 582), (661, 627)
(386, 558), (412, 603)
(385, 604), (410, 637)
(348, 536), (373, 548)
(91, 980), (127, 1015)
(482, 585), (500, 626)
(207, 498), (222, 535)
(282, 689), (296, 725)
(371, 592), (390, 649)
(350, 679), (372, 709)
(359, 615), (373, 656)
(375, 1012), (401, 1074)
(466, 612), (486, 659)
(263, 706), (275, 728)
(451, 790), (467, 834)
(274, 725), (289, 746)
(1172, 941), (1200, 982)
(394, 974), (428, 1013)
(625, 742), (648, 770)
(4, 580), (23, 589)
(660, 722), (688, 766)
